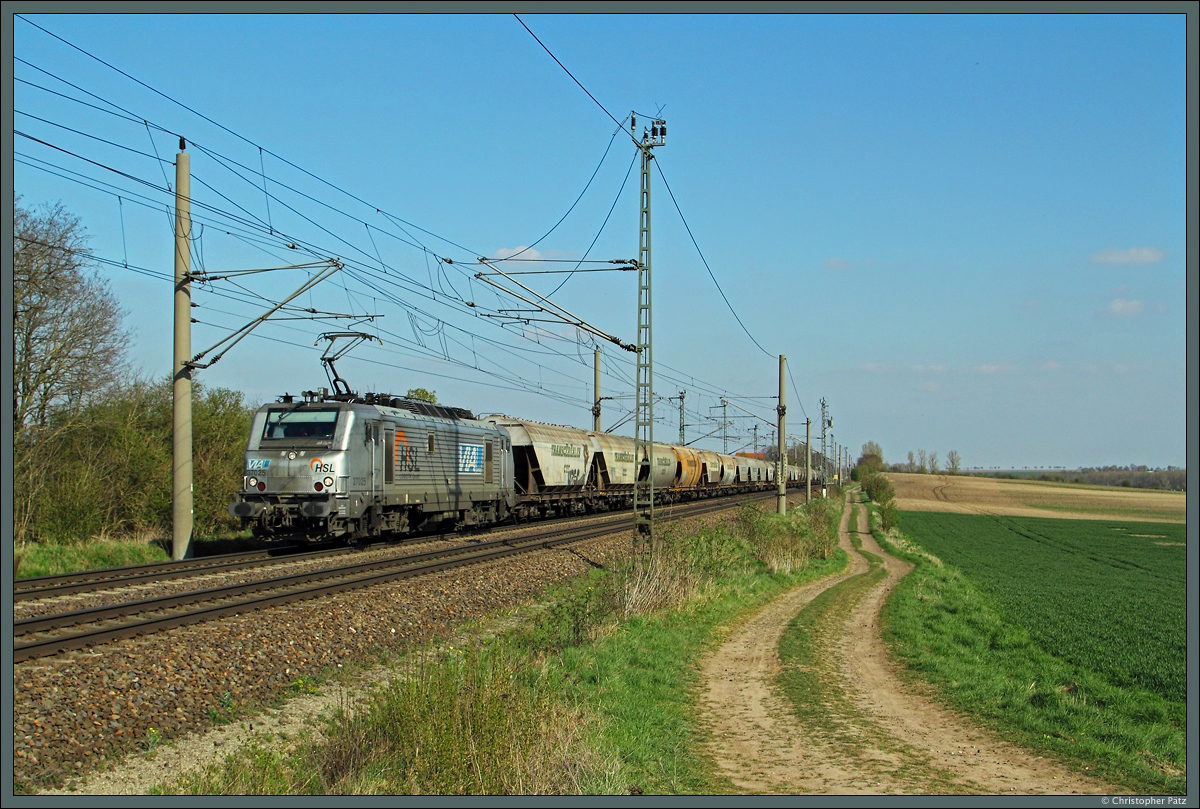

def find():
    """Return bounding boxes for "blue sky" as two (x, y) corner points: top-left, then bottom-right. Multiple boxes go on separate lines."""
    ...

(9, 10), (1191, 470)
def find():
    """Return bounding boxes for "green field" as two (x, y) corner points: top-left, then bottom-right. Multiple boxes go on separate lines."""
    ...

(898, 512), (1186, 701)
(883, 511), (1186, 792)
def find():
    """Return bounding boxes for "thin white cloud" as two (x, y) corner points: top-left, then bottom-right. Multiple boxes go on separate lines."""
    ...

(1105, 298), (1144, 317)
(1090, 247), (1165, 265)
(824, 257), (851, 270)
(976, 364), (1013, 374)
(1039, 361), (1062, 371)
(491, 246), (543, 261)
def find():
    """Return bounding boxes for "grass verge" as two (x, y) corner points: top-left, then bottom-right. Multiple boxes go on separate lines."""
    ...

(14, 536), (170, 578)
(14, 533), (272, 579)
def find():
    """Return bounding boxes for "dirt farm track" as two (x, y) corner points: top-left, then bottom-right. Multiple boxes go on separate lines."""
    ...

(887, 472), (1186, 523)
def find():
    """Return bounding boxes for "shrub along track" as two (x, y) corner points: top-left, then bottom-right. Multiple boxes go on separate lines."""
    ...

(698, 490), (1123, 795)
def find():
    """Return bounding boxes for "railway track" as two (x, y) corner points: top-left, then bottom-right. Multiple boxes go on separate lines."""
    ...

(14, 492), (773, 663)
(12, 544), (345, 602)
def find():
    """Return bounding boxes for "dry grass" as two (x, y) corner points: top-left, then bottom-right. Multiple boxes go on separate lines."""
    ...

(887, 473), (1185, 523)
(620, 550), (704, 619)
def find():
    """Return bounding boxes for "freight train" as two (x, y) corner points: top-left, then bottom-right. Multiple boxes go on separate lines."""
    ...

(228, 387), (807, 543)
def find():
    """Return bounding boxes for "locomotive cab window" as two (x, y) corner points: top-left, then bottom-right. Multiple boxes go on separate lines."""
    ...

(262, 408), (339, 442)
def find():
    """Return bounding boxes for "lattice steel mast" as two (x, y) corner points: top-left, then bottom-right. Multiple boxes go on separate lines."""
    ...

(633, 113), (665, 552)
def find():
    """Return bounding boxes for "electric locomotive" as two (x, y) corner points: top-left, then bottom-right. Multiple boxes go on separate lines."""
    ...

(229, 388), (514, 542)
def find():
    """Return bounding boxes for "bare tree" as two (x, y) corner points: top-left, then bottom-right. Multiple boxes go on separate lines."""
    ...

(907, 450), (915, 472)
(929, 451), (941, 474)
(947, 449), (961, 474)
(14, 196), (129, 541)
(917, 448), (928, 474)
(14, 196), (127, 432)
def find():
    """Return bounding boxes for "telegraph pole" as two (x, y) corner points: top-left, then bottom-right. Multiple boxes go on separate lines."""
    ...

(776, 354), (786, 515)
(633, 113), (665, 553)
(172, 141), (193, 561)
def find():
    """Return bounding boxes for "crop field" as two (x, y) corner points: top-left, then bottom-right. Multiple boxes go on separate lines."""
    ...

(896, 511), (1186, 702)
(881, 472), (1189, 791)
(888, 472), (1186, 523)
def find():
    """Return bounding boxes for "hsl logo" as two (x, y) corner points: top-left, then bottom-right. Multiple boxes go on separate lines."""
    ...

(309, 458), (336, 474)
(458, 444), (483, 474)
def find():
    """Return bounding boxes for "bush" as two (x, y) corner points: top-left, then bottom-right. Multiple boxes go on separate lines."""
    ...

(879, 501), (900, 531)
(17, 378), (253, 544)
(860, 472), (895, 506)
(731, 502), (838, 576)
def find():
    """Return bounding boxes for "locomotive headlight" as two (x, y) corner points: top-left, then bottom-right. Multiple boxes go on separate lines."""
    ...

(248, 477), (259, 489)
(323, 476), (334, 488)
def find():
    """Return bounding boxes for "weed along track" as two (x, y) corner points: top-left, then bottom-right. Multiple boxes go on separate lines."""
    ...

(698, 490), (1122, 795)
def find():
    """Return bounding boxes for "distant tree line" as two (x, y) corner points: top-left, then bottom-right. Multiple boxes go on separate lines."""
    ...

(964, 468), (1186, 492)
(884, 447), (961, 475)
(14, 196), (254, 544)
(841, 434), (1185, 495)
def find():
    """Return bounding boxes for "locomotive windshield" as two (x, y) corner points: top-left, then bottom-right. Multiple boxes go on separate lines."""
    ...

(261, 407), (340, 441)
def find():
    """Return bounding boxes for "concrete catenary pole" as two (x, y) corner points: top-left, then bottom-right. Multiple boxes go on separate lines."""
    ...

(593, 348), (601, 432)
(805, 417), (812, 504)
(777, 355), (786, 514)
(172, 142), (193, 560)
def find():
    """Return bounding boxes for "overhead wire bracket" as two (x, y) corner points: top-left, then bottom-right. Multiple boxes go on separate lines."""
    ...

(186, 258), (358, 369)
(472, 257), (637, 352)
